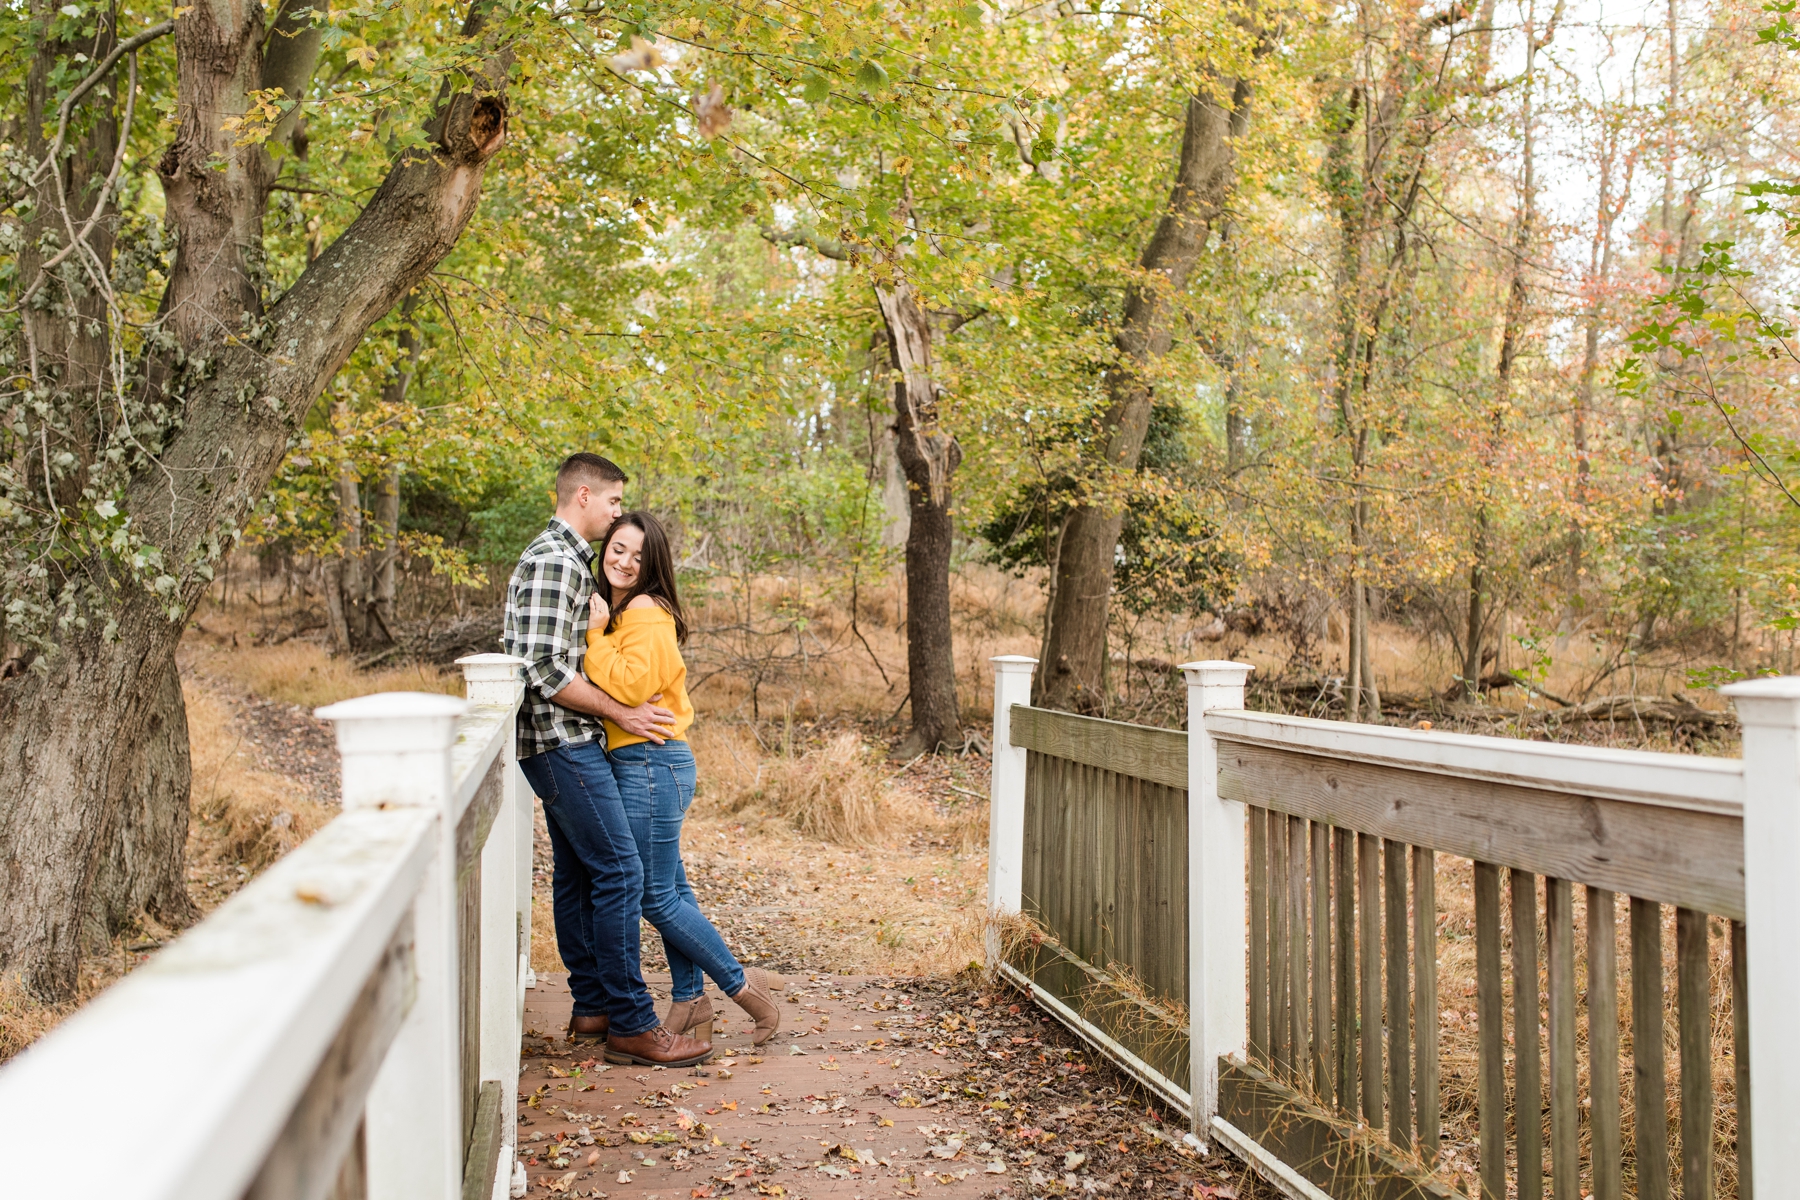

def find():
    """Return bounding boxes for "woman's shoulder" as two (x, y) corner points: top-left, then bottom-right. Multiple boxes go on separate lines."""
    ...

(621, 595), (674, 618)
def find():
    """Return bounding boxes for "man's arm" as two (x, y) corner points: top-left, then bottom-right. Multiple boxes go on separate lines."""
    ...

(550, 674), (677, 744)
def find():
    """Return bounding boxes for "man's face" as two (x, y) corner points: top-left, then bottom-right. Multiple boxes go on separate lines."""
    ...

(569, 479), (625, 541)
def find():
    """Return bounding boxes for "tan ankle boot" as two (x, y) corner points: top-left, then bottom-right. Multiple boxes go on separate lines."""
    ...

(730, 967), (782, 1045)
(663, 996), (714, 1040)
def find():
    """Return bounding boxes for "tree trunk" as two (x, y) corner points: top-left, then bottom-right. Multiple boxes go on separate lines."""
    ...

(1571, 111), (1626, 592)
(1461, 2), (1554, 699)
(86, 657), (198, 939)
(370, 465), (401, 643)
(330, 446), (370, 653)
(369, 302), (422, 647)
(877, 280), (962, 757)
(0, 0), (513, 999)
(1038, 79), (1251, 711)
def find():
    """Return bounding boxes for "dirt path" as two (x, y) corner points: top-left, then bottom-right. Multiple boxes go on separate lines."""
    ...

(520, 972), (1262, 1200)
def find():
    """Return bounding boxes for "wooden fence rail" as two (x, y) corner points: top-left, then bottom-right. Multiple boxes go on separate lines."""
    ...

(0, 653), (534, 1200)
(987, 658), (1800, 1200)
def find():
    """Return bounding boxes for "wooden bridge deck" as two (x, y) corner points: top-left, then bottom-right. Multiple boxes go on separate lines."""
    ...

(519, 972), (1259, 1199)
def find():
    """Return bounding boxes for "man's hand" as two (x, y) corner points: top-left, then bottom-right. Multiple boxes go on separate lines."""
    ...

(548, 675), (676, 745)
(611, 694), (678, 744)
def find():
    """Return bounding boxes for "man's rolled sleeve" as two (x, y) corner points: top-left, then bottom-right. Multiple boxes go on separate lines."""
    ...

(509, 556), (580, 699)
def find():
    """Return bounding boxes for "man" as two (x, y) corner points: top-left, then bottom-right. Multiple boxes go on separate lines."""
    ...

(504, 452), (711, 1067)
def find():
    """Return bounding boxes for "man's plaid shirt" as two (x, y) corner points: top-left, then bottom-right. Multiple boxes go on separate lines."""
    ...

(504, 517), (603, 759)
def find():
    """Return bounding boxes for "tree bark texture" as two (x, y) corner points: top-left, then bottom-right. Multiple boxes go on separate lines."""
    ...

(877, 280), (962, 756)
(1037, 79), (1251, 711)
(0, 1), (512, 998)
(85, 657), (198, 939)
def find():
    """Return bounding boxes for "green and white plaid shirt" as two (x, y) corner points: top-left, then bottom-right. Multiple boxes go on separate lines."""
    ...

(503, 517), (603, 759)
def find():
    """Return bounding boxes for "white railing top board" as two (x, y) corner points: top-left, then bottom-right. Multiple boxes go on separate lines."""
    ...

(0, 806), (437, 1200)
(452, 698), (514, 822)
(1203, 709), (1743, 815)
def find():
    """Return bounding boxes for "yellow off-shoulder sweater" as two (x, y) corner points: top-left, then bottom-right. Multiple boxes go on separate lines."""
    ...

(583, 602), (695, 749)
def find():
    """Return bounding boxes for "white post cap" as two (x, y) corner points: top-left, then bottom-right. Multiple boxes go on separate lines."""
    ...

(1723, 676), (1800, 725)
(992, 655), (1039, 672)
(456, 653), (526, 706)
(1179, 660), (1255, 683)
(316, 691), (469, 757)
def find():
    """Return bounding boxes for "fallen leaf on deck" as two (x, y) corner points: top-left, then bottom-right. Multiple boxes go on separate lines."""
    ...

(616, 1170), (634, 1184)
(721, 1100), (738, 1111)
(586, 1151), (600, 1166)
(543, 1171), (579, 1194)
(788, 1045), (807, 1056)
(986, 1161), (1007, 1174)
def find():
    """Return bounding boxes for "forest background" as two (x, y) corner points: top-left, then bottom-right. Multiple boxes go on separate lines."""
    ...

(5, 0), (1800, 1009)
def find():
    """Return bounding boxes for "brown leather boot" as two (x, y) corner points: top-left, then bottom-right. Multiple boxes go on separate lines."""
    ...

(604, 1024), (712, 1067)
(730, 967), (782, 1045)
(663, 996), (714, 1040)
(568, 1014), (609, 1043)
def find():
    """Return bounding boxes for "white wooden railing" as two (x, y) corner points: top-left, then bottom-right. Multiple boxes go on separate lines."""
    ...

(987, 657), (1800, 1200)
(0, 652), (534, 1200)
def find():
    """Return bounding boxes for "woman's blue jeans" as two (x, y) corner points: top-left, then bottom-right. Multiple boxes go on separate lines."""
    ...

(607, 739), (746, 1002)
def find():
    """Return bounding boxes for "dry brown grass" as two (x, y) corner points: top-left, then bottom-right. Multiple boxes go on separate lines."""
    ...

(0, 973), (69, 1062)
(184, 637), (461, 711)
(758, 731), (894, 844)
(184, 680), (334, 878)
(682, 722), (991, 978)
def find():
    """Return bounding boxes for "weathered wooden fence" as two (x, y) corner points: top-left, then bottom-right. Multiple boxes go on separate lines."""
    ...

(0, 653), (534, 1200)
(987, 656), (1800, 1200)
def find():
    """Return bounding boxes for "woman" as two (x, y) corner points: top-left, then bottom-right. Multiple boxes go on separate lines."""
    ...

(584, 511), (783, 1044)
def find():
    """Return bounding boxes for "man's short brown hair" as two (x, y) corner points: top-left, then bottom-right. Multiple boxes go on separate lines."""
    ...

(555, 453), (628, 504)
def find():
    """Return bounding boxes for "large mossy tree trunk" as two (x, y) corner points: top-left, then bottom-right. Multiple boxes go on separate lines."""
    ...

(1037, 80), (1252, 712)
(6, 3), (194, 954)
(0, 0), (512, 1000)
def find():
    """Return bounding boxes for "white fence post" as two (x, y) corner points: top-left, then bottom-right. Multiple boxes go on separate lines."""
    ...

(1182, 660), (1255, 1143)
(987, 656), (1038, 964)
(1722, 676), (1800, 1197)
(317, 691), (469, 1200)
(458, 653), (527, 1200)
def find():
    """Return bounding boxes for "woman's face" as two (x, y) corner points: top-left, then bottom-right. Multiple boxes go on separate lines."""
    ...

(602, 523), (645, 594)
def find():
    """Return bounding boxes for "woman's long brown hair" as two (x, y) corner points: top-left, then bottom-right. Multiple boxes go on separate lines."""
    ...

(599, 511), (689, 644)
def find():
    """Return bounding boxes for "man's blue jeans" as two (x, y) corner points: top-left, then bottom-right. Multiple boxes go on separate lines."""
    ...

(517, 740), (660, 1035)
(608, 740), (747, 1003)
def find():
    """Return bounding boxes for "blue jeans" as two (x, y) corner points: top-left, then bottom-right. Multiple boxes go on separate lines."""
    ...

(517, 740), (660, 1035)
(608, 740), (746, 1002)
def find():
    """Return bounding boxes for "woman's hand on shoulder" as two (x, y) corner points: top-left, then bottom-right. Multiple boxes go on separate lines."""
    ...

(624, 594), (662, 611)
(588, 592), (611, 627)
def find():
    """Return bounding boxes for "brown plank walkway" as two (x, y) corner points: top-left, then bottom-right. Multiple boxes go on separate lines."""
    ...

(518, 972), (1264, 1199)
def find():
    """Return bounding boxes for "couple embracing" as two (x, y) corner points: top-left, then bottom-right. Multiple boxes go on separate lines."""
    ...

(503, 453), (782, 1067)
